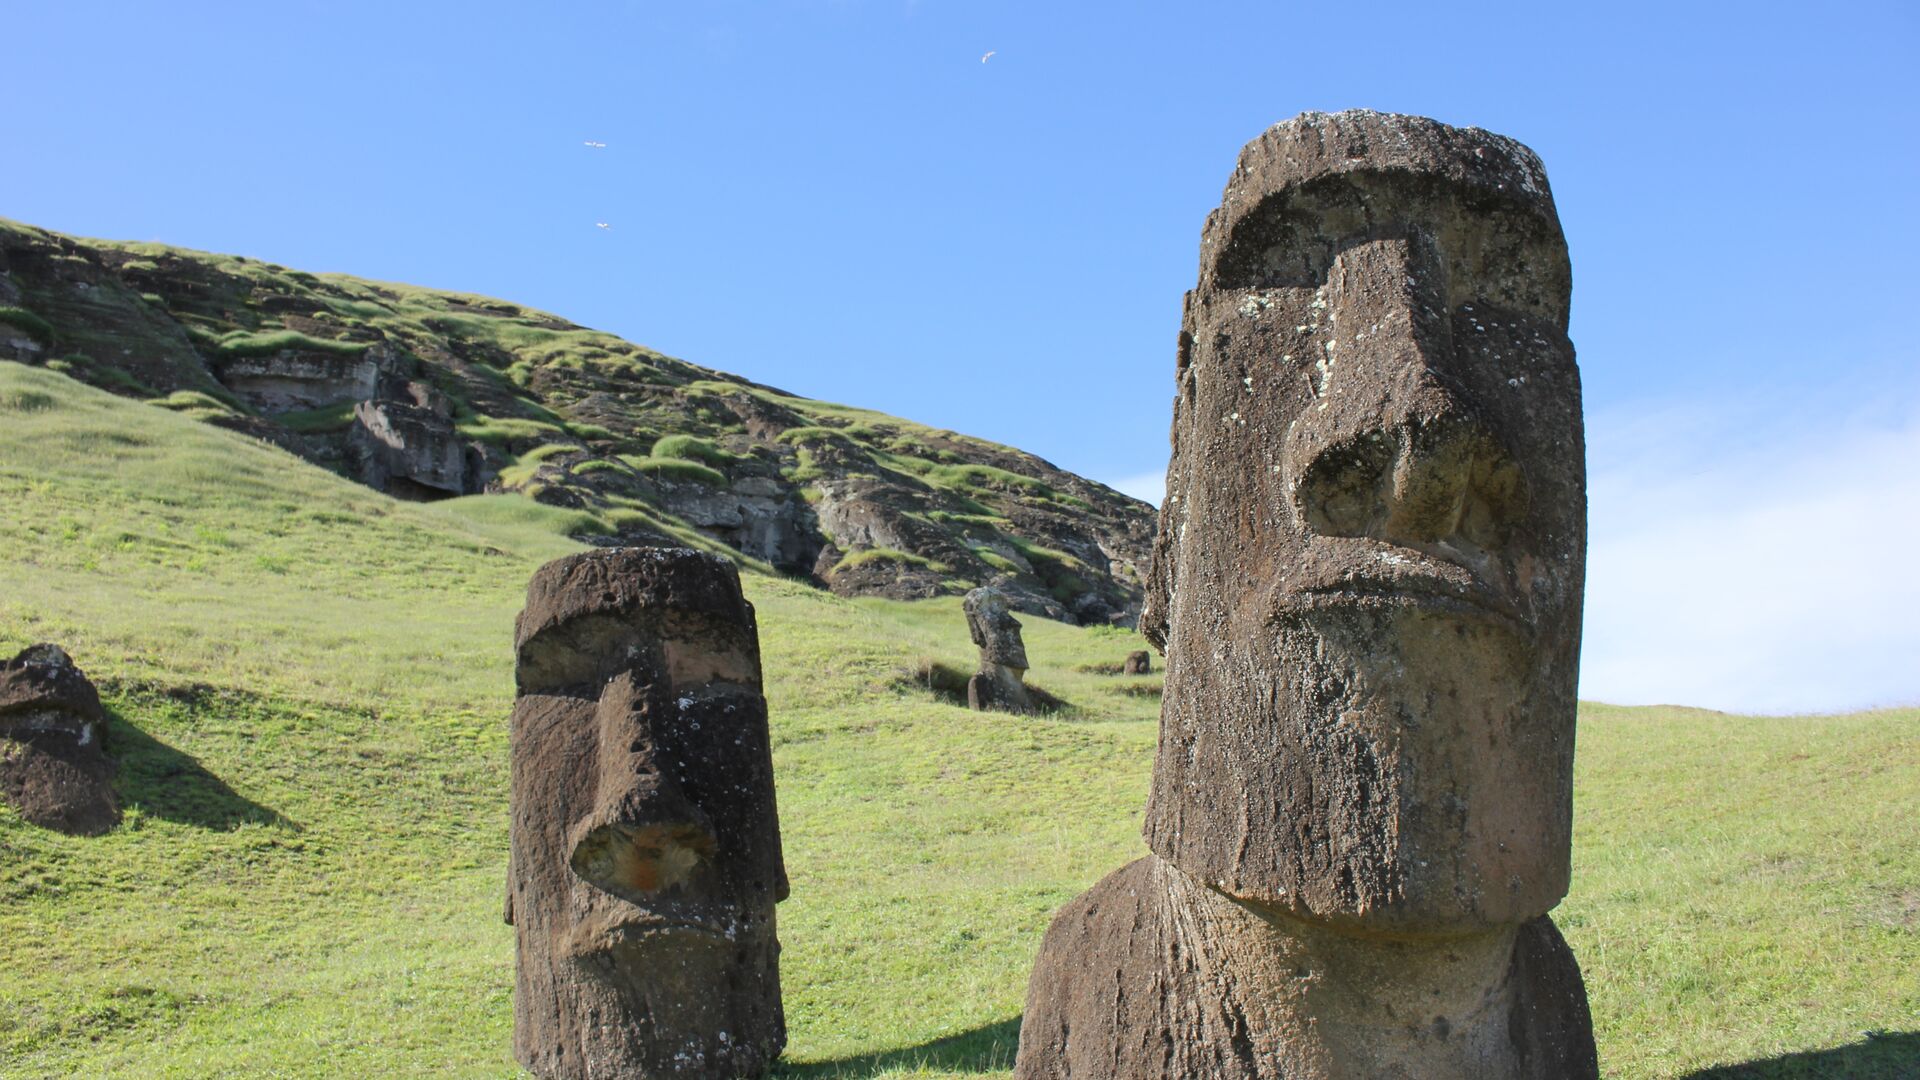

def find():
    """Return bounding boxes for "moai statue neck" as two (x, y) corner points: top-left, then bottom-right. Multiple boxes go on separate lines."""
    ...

(1015, 110), (1597, 1079)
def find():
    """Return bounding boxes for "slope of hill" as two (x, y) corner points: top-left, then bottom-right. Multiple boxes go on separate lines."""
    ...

(3, 362), (1918, 1078)
(0, 218), (1153, 626)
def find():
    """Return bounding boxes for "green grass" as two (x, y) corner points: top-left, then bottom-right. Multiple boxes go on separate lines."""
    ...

(275, 401), (358, 434)
(0, 360), (1915, 1078)
(213, 330), (370, 361)
(456, 415), (569, 446)
(622, 455), (727, 487)
(651, 433), (738, 468)
(0, 306), (56, 344)
(147, 390), (239, 418)
(833, 547), (950, 575)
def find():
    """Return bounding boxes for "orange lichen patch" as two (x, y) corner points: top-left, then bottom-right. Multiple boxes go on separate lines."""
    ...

(571, 821), (716, 896)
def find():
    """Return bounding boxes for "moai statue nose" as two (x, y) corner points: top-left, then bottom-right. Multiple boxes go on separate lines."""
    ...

(567, 671), (721, 900)
(1288, 235), (1525, 551)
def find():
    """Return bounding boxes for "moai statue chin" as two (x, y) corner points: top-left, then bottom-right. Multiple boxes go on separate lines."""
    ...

(508, 548), (788, 1079)
(964, 587), (1034, 713)
(1014, 111), (1598, 1078)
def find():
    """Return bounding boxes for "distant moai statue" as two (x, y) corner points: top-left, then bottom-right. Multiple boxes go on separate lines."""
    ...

(963, 586), (1034, 713)
(507, 548), (788, 1079)
(1013, 111), (1598, 1078)
(0, 644), (117, 835)
(1122, 650), (1151, 675)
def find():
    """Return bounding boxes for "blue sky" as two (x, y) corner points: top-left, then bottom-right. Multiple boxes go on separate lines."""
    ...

(7, 1), (1916, 712)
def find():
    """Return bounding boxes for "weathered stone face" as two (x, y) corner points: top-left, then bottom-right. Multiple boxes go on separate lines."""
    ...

(1140, 110), (1587, 933)
(964, 587), (1029, 670)
(963, 586), (1037, 713)
(508, 548), (787, 1079)
(0, 644), (118, 835)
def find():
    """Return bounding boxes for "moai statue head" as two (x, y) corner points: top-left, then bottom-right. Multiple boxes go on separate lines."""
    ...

(1142, 111), (1586, 935)
(508, 548), (787, 1078)
(964, 587), (1029, 671)
(0, 644), (118, 835)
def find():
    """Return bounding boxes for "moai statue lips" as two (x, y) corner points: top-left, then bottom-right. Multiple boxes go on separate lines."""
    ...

(508, 547), (787, 1079)
(0, 644), (118, 836)
(1142, 110), (1587, 935)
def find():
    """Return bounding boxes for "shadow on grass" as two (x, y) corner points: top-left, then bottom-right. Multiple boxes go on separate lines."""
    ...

(1682, 1031), (1919, 1079)
(779, 1017), (1020, 1078)
(107, 707), (294, 831)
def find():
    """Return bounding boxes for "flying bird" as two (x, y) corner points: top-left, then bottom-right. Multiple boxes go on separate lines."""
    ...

(980, 50), (995, 63)
(584, 140), (607, 148)
(595, 223), (611, 230)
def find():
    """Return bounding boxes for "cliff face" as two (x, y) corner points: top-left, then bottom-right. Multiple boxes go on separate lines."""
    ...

(0, 218), (1154, 625)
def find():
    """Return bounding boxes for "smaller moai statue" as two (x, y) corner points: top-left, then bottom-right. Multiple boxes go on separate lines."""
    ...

(963, 587), (1034, 713)
(0, 644), (117, 835)
(1122, 650), (1151, 676)
(507, 548), (787, 1079)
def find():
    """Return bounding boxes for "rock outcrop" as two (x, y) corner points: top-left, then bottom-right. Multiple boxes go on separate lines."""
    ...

(210, 342), (397, 413)
(0, 644), (118, 835)
(963, 586), (1033, 714)
(507, 547), (787, 1079)
(348, 379), (484, 500)
(1015, 110), (1597, 1079)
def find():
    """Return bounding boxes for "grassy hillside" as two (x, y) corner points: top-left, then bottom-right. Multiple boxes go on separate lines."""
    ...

(0, 218), (1155, 624)
(1, 361), (1915, 1078)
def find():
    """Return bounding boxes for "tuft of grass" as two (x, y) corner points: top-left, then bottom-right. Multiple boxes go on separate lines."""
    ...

(624, 456), (727, 487)
(276, 401), (359, 434)
(776, 426), (857, 448)
(0, 306), (55, 345)
(146, 391), (241, 426)
(458, 416), (569, 446)
(566, 422), (616, 442)
(214, 331), (370, 361)
(974, 549), (1021, 575)
(833, 547), (950, 575)
(652, 434), (738, 468)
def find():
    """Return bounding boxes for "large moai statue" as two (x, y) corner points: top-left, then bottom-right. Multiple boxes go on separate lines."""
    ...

(1013, 111), (1597, 1078)
(963, 586), (1034, 713)
(507, 548), (788, 1079)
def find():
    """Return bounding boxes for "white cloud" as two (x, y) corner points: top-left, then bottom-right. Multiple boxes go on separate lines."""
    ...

(1106, 468), (1166, 507)
(1579, 392), (1920, 714)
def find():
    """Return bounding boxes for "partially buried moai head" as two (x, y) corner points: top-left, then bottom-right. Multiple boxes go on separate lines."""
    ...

(508, 547), (787, 1079)
(0, 644), (118, 836)
(1142, 111), (1587, 934)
